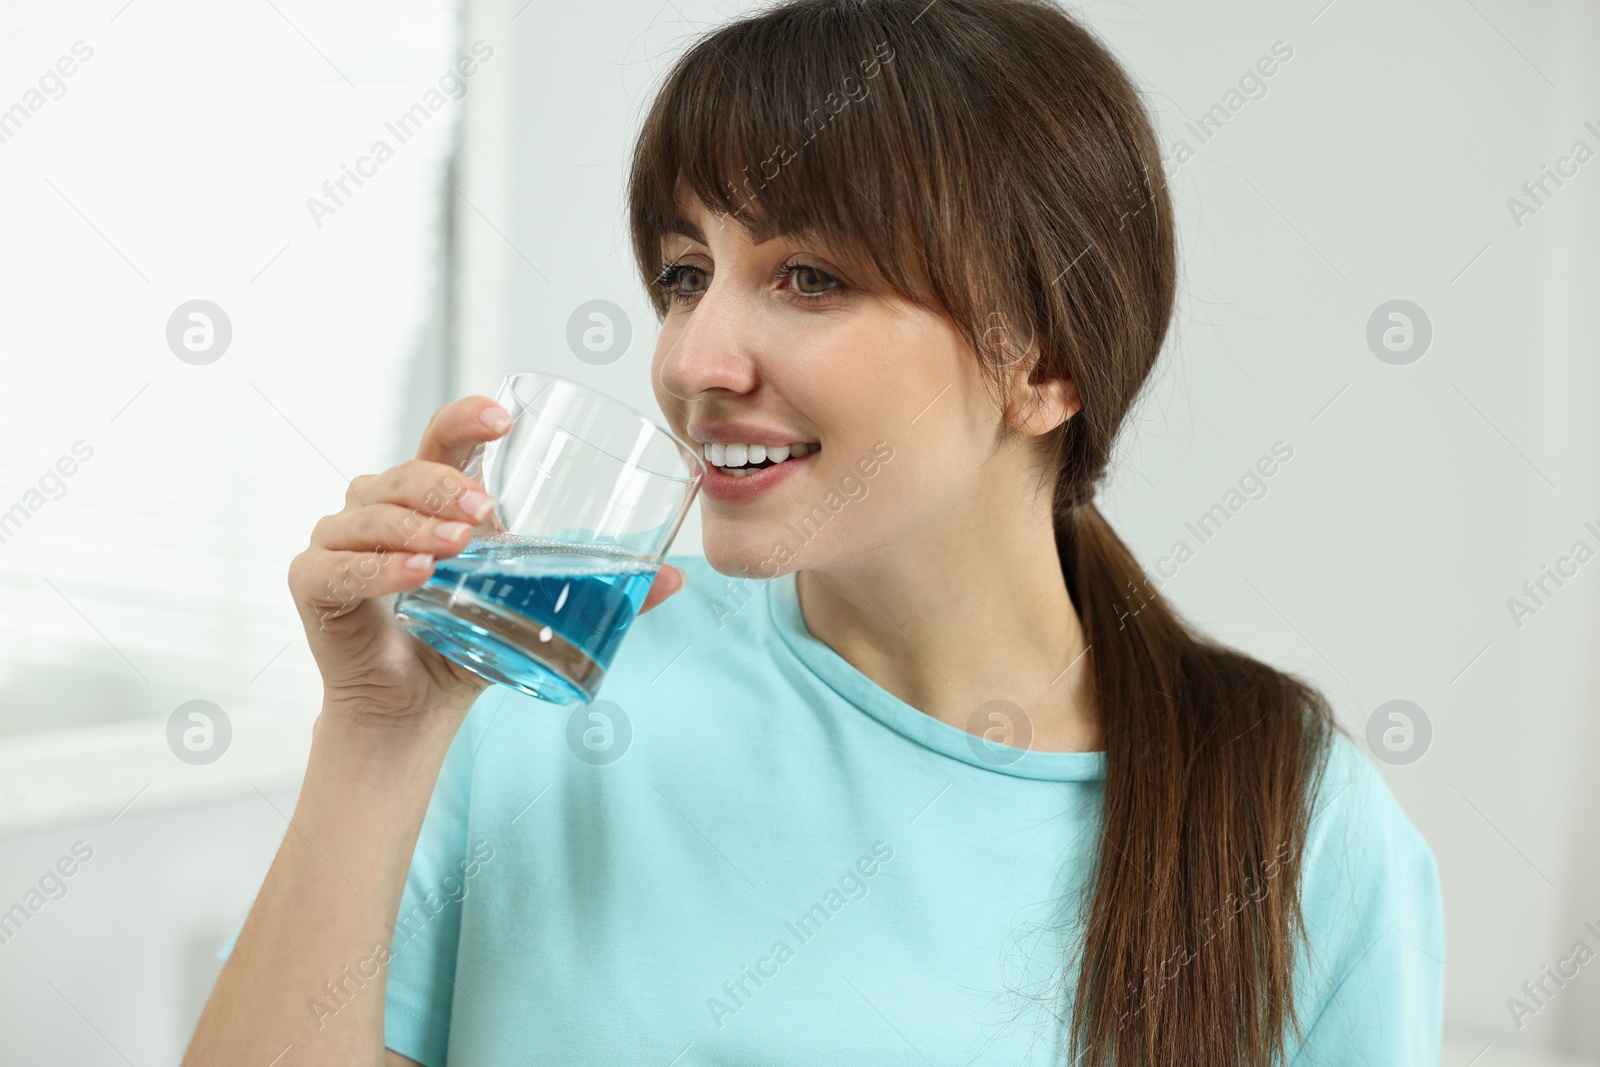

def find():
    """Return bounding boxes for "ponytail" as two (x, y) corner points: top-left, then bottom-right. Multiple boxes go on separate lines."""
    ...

(1058, 499), (1334, 1065)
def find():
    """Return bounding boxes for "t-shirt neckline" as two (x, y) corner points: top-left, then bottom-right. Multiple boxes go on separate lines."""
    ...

(766, 568), (1107, 782)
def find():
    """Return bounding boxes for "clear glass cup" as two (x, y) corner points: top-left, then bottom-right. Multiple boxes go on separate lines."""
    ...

(394, 372), (703, 705)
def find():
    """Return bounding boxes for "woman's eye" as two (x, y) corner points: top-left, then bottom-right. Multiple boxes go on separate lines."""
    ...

(672, 266), (708, 296)
(780, 262), (843, 299)
(654, 263), (708, 304)
(790, 265), (836, 294)
(655, 260), (842, 305)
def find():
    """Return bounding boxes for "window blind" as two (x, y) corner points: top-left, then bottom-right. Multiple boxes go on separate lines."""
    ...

(0, 0), (464, 825)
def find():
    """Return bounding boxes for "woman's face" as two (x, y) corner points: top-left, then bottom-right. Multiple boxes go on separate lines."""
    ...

(651, 193), (1061, 580)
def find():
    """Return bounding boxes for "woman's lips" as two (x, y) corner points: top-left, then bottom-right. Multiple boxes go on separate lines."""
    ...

(700, 447), (818, 503)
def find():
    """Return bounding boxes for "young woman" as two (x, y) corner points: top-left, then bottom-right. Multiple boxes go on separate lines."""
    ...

(186, 1), (1443, 1063)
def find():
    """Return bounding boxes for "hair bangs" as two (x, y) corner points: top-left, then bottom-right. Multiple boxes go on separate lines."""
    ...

(629, 4), (945, 316)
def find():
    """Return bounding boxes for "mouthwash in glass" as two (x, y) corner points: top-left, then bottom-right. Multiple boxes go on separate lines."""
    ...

(395, 533), (660, 705)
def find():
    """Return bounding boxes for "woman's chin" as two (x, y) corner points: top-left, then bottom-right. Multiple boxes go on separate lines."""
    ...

(700, 527), (802, 582)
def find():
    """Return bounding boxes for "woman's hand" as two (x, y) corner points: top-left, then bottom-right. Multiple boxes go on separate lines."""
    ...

(287, 395), (686, 728)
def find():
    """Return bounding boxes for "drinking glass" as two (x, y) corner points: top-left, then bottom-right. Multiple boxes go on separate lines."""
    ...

(395, 372), (703, 705)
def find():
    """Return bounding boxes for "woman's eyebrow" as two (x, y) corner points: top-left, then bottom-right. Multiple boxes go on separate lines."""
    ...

(664, 216), (706, 245)
(662, 210), (795, 248)
(660, 216), (854, 263)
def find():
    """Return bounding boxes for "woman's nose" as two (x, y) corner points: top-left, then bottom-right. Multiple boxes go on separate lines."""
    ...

(656, 282), (762, 399)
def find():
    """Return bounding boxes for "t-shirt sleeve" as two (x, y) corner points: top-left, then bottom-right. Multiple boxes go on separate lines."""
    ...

(381, 690), (501, 1067)
(1288, 731), (1445, 1065)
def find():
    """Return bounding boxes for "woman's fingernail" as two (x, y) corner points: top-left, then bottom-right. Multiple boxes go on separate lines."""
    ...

(460, 490), (493, 521)
(436, 521), (472, 543)
(480, 404), (512, 432)
(404, 552), (434, 571)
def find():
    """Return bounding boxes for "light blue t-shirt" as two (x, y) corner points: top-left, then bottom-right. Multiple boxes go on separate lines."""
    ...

(225, 553), (1444, 1064)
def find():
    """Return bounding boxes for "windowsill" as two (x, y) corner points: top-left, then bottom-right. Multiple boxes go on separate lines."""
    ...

(0, 711), (314, 836)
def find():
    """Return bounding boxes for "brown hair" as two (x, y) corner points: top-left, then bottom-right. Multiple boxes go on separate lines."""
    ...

(627, 1), (1336, 1063)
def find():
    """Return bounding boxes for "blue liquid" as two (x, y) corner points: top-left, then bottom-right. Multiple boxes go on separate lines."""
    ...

(395, 534), (659, 704)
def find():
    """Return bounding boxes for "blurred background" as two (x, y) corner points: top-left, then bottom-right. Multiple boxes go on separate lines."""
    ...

(0, 0), (1595, 1063)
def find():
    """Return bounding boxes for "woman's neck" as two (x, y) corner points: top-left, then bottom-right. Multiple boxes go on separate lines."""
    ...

(793, 500), (1100, 754)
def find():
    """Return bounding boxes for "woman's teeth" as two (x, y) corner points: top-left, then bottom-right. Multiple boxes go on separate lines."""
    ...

(703, 441), (819, 476)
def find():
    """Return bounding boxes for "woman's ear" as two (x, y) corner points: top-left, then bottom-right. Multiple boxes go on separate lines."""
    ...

(1005, 356), (1082, 436)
